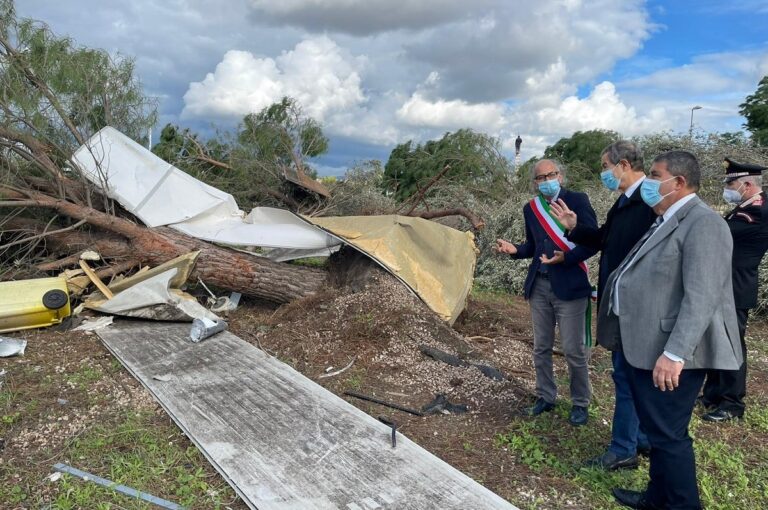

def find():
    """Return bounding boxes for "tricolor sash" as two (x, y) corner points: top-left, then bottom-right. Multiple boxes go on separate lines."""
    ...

(530, 195), (588, 274)
(529, 194), (596, 346)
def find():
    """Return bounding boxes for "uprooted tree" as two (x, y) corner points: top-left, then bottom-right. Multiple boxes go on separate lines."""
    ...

(0, 2), (326, 301)
(152, 96), (332, 212)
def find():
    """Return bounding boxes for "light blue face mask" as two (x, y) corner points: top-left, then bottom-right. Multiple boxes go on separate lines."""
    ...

(600, 164), (624, 191)
(538, 179), (561, 197)
(640, 176), (676, 207)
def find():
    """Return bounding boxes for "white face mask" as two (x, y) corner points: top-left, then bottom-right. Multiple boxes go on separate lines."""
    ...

(722, 182), (745, 205)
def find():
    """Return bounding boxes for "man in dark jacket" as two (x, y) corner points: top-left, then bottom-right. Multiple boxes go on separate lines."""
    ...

(700, 157), (768, 422)
(495, 159), (598, 426)
(548, 141), (657, 470)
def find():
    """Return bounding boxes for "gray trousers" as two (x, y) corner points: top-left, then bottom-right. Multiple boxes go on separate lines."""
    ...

(529, 276), (591, 407)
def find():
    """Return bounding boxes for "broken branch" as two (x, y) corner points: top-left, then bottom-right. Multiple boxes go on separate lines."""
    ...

(412, 208), (485, 230)
(0, 219), (87, 250)
(318, 357), (357, 379)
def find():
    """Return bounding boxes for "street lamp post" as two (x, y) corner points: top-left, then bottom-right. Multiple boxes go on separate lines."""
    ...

(689, 105), (702, 137)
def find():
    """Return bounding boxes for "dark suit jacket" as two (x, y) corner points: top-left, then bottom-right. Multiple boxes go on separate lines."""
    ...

(726, 191), (768, 309)
(566, 183), (657, 304)
(512, 188), (598, 301)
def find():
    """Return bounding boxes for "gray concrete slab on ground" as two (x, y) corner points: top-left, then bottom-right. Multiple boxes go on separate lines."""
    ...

(97, 321), (519, 510)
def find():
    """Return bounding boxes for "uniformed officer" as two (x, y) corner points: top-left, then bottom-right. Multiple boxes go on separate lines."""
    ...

(701, 157), (768, 422)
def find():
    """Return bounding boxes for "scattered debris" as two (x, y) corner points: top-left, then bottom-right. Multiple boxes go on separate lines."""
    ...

(343, 390), (425, 417)
(153, 374), (173, 382)
(209, 292), (242, 315)
(73, 127), (341, 260)
(189, 317), (228, 343)
(73, 316), (114, 332)
(419, 345), (470, 367)
(473, 364), (506, 381)
(53, 463), (186, 510)
(421, 394), (469, 415)
(86, 268), (218, 322)
(79, 250), (101, 261)
(377, 416), (398, 448)
(0, 368), (6, 390)
(0, 336), (27, 357)
(419, 344), (507, 381)
(78, 259), (114, 299)
(310, 214), (478, 324)
(318, 356), (357, 379)
(56, 398), (68, 406)
(46, 471), (62, 483)
(0, 276), (71, 333)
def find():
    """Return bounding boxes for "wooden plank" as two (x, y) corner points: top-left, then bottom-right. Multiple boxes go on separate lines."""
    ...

(79, 260), (114, 299)
(97, 321), (518, 510)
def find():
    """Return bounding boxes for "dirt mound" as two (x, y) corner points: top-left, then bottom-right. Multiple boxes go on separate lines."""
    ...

(230, 257), (535, 417)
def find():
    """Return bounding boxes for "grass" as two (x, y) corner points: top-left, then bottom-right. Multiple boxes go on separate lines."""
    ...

(490, 312), (768, 510)
(0, 342), (243, 510)
(0, 409), (240, 509)
(495, 398), (768, 509)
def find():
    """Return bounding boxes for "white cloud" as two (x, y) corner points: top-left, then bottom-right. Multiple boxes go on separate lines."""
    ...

(534, 81), (669, 136)
(182, 36), (365, 122)
(397, 92), (505, 130)
(620, 50), (768, 96)
(403, 1), (653, 102)
(16, 0), (768, 166)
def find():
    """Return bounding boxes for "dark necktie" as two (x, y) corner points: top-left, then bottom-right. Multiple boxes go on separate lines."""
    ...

(617, 216), (663, 272)
(618, 194), (628, 208)
(609, 216), (664, 313)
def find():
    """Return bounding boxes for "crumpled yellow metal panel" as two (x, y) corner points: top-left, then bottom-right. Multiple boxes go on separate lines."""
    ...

(309, 215), (477, 324)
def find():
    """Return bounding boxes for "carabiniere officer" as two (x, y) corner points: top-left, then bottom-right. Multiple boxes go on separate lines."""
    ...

(700, 157), (768, 422)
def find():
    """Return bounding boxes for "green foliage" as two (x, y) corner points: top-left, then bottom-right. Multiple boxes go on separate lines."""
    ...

(541, 129), (621, 189)
(0, 4), (156, 152)
(739, 75), (768, 146)
(323, 160), (396, 216)
(239, 96), (329, 169)
(152, 97), (330, 210)
(382, 129), (512, 202)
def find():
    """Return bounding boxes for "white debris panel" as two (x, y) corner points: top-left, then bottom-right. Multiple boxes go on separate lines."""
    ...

(72, 127), (341, 257)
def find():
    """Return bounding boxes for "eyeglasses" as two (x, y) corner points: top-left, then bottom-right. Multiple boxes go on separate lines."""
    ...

(533, 171), (560, 182)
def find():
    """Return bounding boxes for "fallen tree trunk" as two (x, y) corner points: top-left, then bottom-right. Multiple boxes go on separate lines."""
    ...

(2, 199), (327, 303)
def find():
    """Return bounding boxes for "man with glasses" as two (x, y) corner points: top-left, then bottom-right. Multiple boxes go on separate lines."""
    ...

(495, 159), (598, 425)
(548, 141), (657, 471)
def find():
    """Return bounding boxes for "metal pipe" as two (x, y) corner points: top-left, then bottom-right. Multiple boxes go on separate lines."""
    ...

(53, 463), (186, 510)
(343, 390), (424, 416)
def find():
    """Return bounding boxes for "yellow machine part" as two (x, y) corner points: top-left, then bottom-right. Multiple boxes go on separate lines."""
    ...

(0, 276), (71, 333)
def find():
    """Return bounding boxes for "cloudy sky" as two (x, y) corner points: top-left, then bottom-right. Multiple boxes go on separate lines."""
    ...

(16, 0), (768, 175)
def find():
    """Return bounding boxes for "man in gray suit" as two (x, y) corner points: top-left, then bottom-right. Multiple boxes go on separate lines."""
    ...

(598, 150), (742, 510)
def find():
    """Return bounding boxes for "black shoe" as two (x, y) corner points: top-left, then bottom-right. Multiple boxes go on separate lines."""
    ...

(696, 396), (715, 411)
(612, 488), (659, 509)
(637, 445), (651, 458)
(526, 398), (555, 416)
(568, 405), (588, 426)
(702, 408), (742, 423)
(583, 451), (638, 471)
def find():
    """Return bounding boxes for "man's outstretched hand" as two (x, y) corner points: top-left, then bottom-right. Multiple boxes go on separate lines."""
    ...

(540, 251), (565, 265)
(494, 239), (517, 255)
(549, 199), (577, 230)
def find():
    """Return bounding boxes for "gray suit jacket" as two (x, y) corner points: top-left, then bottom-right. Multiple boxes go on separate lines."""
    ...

(596, 195), (742, 371)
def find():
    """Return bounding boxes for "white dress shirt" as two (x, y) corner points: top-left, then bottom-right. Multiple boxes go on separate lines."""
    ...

(623, 175), (645, 199)
(612, 193), (697, 363)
